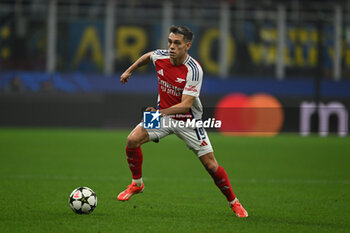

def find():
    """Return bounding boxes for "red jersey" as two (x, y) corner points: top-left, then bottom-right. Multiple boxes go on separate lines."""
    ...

(150, 49), (203, 119)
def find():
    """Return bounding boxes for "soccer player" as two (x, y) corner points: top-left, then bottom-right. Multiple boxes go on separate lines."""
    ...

(117, 25), (248, 218)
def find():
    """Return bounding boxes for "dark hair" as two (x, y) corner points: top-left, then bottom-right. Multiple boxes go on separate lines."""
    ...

(169, 25), (194, 42)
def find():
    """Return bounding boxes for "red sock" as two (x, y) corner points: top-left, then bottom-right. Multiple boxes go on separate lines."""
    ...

(126, 146), (143, 179)
(210, 165), (236, 202)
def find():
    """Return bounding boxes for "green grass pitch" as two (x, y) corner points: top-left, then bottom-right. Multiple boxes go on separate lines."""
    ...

(0, 128), (349, 233)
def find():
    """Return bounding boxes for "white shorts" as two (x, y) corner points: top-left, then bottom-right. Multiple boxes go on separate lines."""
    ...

(138, 116), (213, 157)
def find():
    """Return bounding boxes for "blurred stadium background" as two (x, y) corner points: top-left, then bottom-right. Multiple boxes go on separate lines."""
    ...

(1, 1), (350, 232)
(0, 0), (349, 134)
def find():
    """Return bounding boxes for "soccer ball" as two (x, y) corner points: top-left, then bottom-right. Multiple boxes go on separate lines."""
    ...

(69, 187), (97, 214)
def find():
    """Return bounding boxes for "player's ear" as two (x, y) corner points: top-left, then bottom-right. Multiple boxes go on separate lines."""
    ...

(186, 41), (192, 51)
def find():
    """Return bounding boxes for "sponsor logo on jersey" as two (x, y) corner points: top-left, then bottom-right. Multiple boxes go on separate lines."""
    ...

(159, 79), (184, 97)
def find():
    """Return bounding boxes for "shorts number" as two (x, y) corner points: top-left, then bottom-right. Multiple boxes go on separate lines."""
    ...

(194, 127), (206, 140)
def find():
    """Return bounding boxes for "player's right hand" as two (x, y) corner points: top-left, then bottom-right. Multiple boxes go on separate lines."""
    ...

(120, 72), (131, 84)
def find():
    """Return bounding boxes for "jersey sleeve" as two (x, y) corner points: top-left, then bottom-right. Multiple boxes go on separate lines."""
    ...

(183, 63), (203, 97)
(150, 49), (169, 65)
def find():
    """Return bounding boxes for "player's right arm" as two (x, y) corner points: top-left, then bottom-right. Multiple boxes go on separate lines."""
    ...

(120, 51), (153, 84)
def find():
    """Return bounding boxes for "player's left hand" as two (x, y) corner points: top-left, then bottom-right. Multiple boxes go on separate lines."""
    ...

(145, 107), (157, 112)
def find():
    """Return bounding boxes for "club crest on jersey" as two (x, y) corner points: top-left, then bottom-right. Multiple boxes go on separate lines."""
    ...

(143, 111), (161, 129)
(175, 78), (186, 83)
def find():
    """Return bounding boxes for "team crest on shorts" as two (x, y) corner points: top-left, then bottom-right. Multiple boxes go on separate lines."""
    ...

(143, 111), (161, 129)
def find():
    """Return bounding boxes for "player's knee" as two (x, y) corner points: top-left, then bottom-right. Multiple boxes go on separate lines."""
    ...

(200, 152), (218, 174)
(126, 128), (149, 148)
(205, 162), (218, 174)
(126, 135), (141, 148)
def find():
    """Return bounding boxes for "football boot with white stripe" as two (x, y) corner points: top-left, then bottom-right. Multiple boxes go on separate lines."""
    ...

(117, 182), (144, 201)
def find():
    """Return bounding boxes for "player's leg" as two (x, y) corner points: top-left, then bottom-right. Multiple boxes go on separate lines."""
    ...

(199, 152), (248, 217)
(126, 124), (150, 148)
(175, 126), (248, 217)
(125, 125), (149, 184)
(117, 125), (149, 201)
(118, 121), (172, 201)
(199, 152), (234, 200)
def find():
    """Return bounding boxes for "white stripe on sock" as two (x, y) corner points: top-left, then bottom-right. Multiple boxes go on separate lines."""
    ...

(132, 178), (143, 187)
(229, 198), (238, 205)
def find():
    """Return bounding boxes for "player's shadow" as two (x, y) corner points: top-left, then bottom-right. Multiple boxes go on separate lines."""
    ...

(247, 215), (349, 231)
(53, 209), (110, 217)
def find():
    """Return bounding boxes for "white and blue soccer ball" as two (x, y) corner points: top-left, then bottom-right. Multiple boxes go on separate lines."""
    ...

(69, 187), (97, 214)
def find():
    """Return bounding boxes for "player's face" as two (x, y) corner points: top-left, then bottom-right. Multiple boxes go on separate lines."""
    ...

(168, 33), (191, 60)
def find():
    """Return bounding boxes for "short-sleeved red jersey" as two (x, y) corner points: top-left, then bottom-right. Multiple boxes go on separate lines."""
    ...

(150, 49), (203, 119)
